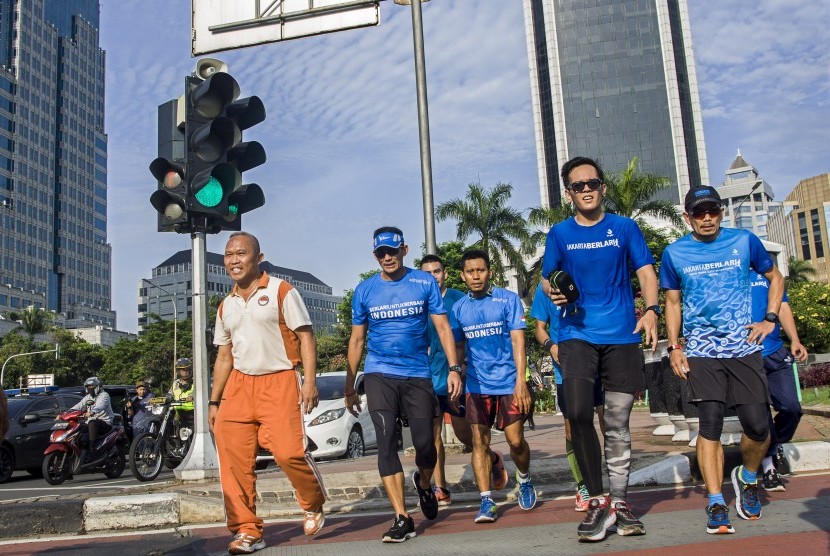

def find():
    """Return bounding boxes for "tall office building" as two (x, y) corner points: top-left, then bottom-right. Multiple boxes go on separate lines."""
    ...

(717, 150), (779, 241)
(0, 0), (114, 326)
(522, 0), (708, 207)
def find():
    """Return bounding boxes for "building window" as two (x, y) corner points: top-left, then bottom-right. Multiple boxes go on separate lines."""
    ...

(811, 209), (824, 259)
(798, 212), (810, 260)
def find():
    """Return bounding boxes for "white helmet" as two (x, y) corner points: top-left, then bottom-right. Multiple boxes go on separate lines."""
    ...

(84, 376), (102, 396)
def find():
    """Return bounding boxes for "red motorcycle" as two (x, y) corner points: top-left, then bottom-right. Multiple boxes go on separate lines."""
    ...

(41, 402), (128, 485)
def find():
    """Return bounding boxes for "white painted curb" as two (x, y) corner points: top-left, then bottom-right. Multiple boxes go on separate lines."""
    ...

(84, 493), (180, 531)
(629, 454), (691, 486)
(783, 441), (830, 472)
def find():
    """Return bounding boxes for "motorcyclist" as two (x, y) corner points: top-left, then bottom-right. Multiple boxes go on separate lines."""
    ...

(127, 381), (154, 436)
(71, 377), (114, 461)
(169, 358), (195, 428)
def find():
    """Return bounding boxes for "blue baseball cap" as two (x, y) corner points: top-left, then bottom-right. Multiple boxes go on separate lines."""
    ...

(373, 230), (404, 252)
(684, 185), (722, 213)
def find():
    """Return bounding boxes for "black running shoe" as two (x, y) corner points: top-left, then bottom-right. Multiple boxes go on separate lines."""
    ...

(381, 514), (416, 543)
(412, 470), (438, 519)
(612, 501), (645, 536)
(762, 468), (786, 492)
(577, 497), (616, 542)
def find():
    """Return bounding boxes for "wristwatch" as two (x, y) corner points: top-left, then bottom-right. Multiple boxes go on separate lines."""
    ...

(449, 365), (462, 375)
(543, 339), (555, 351)
(208, 400), (220, 407)
(644, 305), (661, 317)
(666, 344), (683, 353)
(764, 312), (779, 323)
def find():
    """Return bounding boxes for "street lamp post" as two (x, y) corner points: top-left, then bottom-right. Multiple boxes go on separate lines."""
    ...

(142, 278), (178, 384)
(395, 0), (437, 255)
(1, 344), (60, 389)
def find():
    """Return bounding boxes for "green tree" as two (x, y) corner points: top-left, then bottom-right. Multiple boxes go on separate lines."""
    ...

(787, 256), (817, 285)
(435, 182), (530, 287)
(0, 331), (36, 389)
(787, 281), (830, 352)
(602, 158), (684, 227)
(49, 329), (105, 386)
(415, 240), (467, 292)
(7, 306), (54, 339)
(522, 203), (576, 297)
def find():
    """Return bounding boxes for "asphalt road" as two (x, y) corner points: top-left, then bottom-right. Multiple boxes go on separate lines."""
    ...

(4, 472), (828, 555)
(0, 468), (178, 503)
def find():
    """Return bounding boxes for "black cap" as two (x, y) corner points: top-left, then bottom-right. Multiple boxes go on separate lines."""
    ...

(684, 185), (722, 213)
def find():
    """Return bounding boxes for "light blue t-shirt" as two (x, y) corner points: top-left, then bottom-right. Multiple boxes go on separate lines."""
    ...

(528, 283), (563, 384)
(660, 228), (773, 358)
(750, 271), (789, 357)
(451, 287), (526, 395)
(541, 213), (655, 344)
(427, 288), (465, 395)
(352, 268), (446, 379)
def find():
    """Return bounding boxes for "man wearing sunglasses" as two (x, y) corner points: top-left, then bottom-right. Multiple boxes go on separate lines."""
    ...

(661, 185), (784, 536)
(541, 156), (659, 543)
(345, 226), (462, 543)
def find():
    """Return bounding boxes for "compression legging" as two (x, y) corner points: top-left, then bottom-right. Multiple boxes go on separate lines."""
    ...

(698, 401), (769, 442)
(564, 378), (604, 496)
(371, 410), (436, 477)
(603, 391), (635, 500)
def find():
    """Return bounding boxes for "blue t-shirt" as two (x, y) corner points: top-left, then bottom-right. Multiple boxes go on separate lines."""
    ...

(750, 271), (789, 357)
(541, 213), (655, 344)
(528, 283), (563, 384)
(427, 288), (465, 395)
(352, 268), (446, 379)
(451, 287), (527, 395)
(660, 228), (773, 358)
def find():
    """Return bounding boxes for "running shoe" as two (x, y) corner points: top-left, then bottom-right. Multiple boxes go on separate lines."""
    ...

(491, 450), (508, 490)
(731, 465), (762, 520)
(775, 445), (791, 476)
(303, 509), (325, 536)
(706, 503), (735, 534)
(412, 470), (439, 519)
(381, 514), (416, 543)
(612, 500), (645, 536)
(434, 485), (452, 506)
(577, 497), (616, 542)
(762, 468), (786, 492)
(227, 533), (266, 554)
(475, 496), (498, 523)
(575, 485), (590, 512)
(516, 470), (537, 510)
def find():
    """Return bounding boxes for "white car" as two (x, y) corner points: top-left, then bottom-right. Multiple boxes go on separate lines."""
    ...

(304, 371), (376, 459)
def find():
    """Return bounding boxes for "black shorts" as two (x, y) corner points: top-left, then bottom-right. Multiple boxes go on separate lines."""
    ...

(559, 340), (646, 393)
(687, 352), (768, 407)
(436, 394), (465, 418)
(364, 373), (439, 420)
(465, 393), (525, 431)
(556, 378), (604, 413)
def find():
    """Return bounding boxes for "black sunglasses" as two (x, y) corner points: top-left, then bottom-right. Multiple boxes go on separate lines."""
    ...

(691, 207), (722, 219)
(374, 246), (401, 258)
(568, 178), (603, 193)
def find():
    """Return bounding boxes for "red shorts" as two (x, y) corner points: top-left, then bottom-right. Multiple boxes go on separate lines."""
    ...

(465, 392), (526, 431)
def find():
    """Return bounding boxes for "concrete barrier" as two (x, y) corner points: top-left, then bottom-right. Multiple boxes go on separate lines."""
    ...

(84, 493), (179, 531)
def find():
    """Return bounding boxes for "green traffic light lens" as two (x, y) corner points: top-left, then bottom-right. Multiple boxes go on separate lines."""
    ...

(195, 176), (223, 207)
(229, 204), (238, 215)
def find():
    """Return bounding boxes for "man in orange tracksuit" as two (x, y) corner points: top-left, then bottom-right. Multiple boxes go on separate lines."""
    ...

(209, 231), (326, 555)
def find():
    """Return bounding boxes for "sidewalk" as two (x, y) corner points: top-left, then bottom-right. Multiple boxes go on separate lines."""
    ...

(2, 408), (828, 539)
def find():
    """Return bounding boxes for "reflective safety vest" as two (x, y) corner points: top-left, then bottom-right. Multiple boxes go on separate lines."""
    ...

(171, 381), (195, 412)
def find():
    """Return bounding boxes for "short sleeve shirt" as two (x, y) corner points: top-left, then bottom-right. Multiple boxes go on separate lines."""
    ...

(427, 288), (465, 395)
(541, 213), (655, 344)
(214, 273), (312, 374)
(750, 271), (789, 356)
(451, 287), (526, 395)
(660, 228), (773, 358)
(352, 268), (446, 379)
(529, 283), (563, 384)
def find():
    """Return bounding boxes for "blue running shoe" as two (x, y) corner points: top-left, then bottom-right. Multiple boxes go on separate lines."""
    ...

(475, 496), (498, 523)
(731, 465), (762, 520)
(706, 503), (735, 534)
(516, 470), (537, 510)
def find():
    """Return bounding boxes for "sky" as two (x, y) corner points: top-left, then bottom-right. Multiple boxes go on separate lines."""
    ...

(99, 0), (830, 333)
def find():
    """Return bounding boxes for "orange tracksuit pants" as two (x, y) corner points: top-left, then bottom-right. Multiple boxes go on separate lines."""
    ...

(215, 369), (326, 536)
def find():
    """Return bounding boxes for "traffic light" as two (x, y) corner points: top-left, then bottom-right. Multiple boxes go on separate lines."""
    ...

(149, 157), (187, 232)
(184, 68), (266, 232)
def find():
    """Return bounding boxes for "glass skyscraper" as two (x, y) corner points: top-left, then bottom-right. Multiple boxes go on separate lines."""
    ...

(522, 0), (708, 207)
(0, 0), (114, 327)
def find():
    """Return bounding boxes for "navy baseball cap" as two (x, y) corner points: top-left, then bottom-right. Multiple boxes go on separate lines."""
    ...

(684, 185), (722, 213)
(373, 230), (404, 252)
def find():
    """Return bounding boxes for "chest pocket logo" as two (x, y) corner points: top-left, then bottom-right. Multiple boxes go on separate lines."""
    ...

(258, 295), (269, 306)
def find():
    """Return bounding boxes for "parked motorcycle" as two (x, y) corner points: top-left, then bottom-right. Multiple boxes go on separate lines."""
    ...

(129, 394), (193, 481)
(42, 401), (128, 485)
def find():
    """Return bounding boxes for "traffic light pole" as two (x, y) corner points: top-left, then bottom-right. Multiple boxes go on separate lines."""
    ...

(175, 231), (220, 480)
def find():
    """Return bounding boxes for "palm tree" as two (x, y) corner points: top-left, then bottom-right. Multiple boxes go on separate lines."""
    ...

(787, 257), (816, 285)
(435, 182), (530, 287)
(603, 157), (684, 228)
(7, 306), (53, 339)
(522, 203), (575, 295)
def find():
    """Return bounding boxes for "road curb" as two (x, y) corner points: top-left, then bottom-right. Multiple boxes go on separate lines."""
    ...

(630, 454), (691, 486)
(84, 493), (179, 532)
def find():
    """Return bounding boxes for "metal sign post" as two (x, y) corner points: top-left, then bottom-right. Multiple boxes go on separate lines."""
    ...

(175, 231), (220, 480)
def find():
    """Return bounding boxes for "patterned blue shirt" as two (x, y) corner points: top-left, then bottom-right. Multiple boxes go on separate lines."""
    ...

(451, 287), (526, 395)
(352, 268), (446, 378)
(660, 228), (773, 358)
